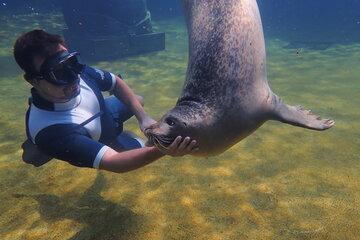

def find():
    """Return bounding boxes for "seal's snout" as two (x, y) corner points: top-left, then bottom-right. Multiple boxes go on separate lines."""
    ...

(144, 123), (162, 147)
(144, 127), (154, 139)
(144, 128), (157, 147)
(144, 122), (158, 136)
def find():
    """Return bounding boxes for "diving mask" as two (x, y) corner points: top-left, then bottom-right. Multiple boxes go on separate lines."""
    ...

(28, 51), (85, 86)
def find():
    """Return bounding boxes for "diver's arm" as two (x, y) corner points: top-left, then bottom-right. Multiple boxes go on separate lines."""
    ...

(99, 136), (197, 173)
(99, 146), (164, 173)
(112, 75), (155, 132)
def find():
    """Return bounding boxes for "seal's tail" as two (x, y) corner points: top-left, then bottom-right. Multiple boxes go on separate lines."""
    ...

(269, 94), (335, 131)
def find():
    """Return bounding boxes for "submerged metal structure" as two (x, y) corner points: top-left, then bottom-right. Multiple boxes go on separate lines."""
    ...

(60, 0), (165, 61)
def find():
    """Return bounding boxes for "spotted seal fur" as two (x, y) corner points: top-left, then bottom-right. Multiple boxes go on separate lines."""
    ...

(146, 0), (334, 156)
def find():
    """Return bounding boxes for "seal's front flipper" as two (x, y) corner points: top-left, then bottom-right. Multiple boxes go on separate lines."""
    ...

(270, 95), (335, 131)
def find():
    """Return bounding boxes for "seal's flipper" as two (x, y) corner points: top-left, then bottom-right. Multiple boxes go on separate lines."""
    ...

(270, 95), (335, 131)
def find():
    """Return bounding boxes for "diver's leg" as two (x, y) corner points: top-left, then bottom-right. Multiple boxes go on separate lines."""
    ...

(105, 95), (134, 124)
(104, 96), (146, 150)
(116, 131), (145, 150)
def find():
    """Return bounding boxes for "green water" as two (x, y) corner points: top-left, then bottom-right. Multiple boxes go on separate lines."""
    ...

(0, 13), (359, 240)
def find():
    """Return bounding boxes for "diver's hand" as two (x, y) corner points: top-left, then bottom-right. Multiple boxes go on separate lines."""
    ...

(139, 115), (157, 134)
(162, 136), (198, 157)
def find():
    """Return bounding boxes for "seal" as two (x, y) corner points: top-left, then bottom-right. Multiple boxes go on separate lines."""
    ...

(146, 0), (334, 156)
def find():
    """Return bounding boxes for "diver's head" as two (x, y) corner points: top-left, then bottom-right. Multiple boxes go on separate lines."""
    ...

(14, 29), (84, 102)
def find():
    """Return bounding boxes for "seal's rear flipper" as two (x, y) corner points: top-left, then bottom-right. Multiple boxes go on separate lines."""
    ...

(270, 95), (335, 131)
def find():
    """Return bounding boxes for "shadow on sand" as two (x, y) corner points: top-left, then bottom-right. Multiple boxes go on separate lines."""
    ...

(14, 173), (144, 240)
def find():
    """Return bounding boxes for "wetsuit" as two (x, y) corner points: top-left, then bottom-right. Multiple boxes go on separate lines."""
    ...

(25, 66), (143, 168)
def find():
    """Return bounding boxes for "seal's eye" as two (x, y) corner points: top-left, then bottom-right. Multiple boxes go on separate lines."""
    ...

(165, 118), (176, 126)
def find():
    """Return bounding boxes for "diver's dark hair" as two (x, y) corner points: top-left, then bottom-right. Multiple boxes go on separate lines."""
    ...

(13, 29), (66, 75)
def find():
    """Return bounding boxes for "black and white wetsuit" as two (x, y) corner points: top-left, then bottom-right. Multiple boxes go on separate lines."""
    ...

(26, 66), (143, 168)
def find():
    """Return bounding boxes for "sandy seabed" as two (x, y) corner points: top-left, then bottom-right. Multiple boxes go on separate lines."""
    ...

(0, 13), (359, 240)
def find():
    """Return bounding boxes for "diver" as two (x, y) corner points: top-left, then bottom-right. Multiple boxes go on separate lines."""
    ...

(15, 29), (197, 173)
